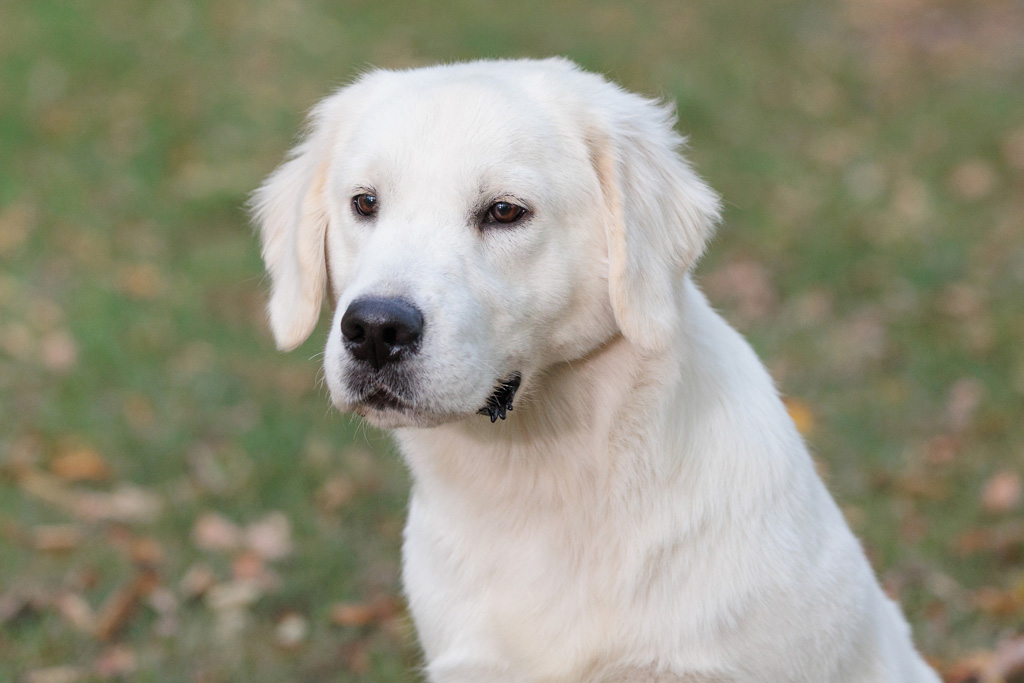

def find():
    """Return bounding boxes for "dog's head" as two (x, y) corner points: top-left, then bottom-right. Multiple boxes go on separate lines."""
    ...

(252, 59), (719, 428)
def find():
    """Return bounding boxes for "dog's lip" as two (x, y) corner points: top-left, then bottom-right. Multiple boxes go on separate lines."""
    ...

(357, 386), (412, 412)
(477, 372), (522, 422)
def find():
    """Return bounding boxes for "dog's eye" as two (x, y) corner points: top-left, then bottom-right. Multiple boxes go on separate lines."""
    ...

(352, 193), (378, 217)
(486, 201), (527, 225)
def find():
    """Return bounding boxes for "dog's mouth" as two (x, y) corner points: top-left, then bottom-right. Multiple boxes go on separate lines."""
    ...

(348, 369), (414, 414)
(347, 370), (521, 425)
(477, 372), (522, 423)
(361, 386), (410, 412)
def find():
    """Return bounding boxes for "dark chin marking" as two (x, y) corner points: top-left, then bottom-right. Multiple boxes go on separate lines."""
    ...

(477, 372), (522, 423)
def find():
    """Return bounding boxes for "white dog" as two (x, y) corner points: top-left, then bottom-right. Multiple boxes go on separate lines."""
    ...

(253, 58), (940, 682)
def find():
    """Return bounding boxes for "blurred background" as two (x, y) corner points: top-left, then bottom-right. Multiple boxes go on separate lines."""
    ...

(1, 0), (1022, 681)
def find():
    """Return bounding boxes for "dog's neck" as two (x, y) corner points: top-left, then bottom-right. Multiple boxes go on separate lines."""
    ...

(394, 278), (736, 517)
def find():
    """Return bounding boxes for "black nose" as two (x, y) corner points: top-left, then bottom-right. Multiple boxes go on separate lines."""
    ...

(340, 297), (424, 369)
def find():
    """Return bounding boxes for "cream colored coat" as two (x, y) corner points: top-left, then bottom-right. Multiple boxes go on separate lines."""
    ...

(254, 58), (940, 682)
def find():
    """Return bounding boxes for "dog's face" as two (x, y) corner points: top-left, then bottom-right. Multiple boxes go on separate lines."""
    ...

(253, 59), (720, 428)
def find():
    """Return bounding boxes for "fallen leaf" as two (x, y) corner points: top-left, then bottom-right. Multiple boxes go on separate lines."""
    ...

(55, 593), (95, 632)
(81, 486), (163, 523)
(275, 612), (308, 649)
(245, 511), (292, 561)
(94, 569), (159, 641)
(829, 307), (888, 373)
(338, 639), (372, 675)
(32, 524), (83, 553)
(923, 434), (960, 466)
(231, 550), (265, 581)
(50, 447), (111, 482)
(147, 587), (178, 616)
(783, 398), (815, 435)
(947, 377), (984, 432)
(192, 512), (242, 552)
(330, 595), (401, 628)
(23, 667), (82, 683)
(945, 652), (995, 683)
(94, 645), (137, 677)
(179, 563), (217, 600)
(705, 259), (779, 324)
(127, 536), (165, 568)
(970, 586), (1024, 618)
(948, 159), (998, 201)
(984, 633), (1024, 682)
(40, 330), (78, 373)
(20, 470), (162, 523)
(205, 580), (262, 612)
(982, 470), (1022, 514)
(316, 474), (356, 513)
(116, 263), (164, 300)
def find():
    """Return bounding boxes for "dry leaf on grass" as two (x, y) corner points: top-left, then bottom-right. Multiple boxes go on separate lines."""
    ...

(94, 569), (159, 641)
(316, 474), (356, 513)
(245, 511), (292, 561)
(230, 550), (286, 593)
(986, 635), (1024, 682)
(32, 524), (83, 553)
(55, 592), (95, 632)
(40, 330), (78, 373)
(18, 469), (162, 523)
(179, 563), (217, 600)
(783, 398), (815, 435)
(982, 470), (1022, 514)
(337, 639), (372, 675)
(205, 580), (262, 612)
(275, 612), (309, 649)
(970, 586), (1024, 618)
(330, 595), (401, 628)
(76, 486), (163, 523)
(947, 377), (984, 432)
(948, 159), (998, 201)
(192, 512), (242, 552)
(704, 259), (779, 325)
(49, 447), (111, 482)
(94, 645), (137, 677)
(948, 634), (1024, 683)
(23, 667), (82, 683)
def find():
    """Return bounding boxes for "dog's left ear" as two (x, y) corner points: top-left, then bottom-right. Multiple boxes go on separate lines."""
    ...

(588, 88), (721, 351)
(250, 78), (382, 352)
(250, 94), (340, 351)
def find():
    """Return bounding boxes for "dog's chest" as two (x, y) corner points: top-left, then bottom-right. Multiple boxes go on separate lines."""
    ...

(401, 489), (717, 676)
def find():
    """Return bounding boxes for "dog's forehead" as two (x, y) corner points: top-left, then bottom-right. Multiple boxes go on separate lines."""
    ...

(345, 75), (564, 174)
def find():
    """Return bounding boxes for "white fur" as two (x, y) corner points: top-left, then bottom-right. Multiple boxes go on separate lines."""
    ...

(254, 58), (940, 682)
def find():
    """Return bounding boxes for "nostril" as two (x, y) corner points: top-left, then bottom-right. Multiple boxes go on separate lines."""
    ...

(340, 297), (425, 368)
(340, 316), (366, 344)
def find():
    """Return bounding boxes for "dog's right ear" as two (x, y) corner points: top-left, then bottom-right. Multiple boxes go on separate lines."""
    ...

(250, 85), (365, 351)
(586, 86), (721, 352)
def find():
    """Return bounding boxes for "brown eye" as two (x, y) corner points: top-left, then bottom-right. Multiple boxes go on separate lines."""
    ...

(353, 193), (378, 217)
(487, 201), (526, 224)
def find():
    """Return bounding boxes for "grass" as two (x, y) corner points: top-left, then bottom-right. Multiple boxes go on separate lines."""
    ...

(1, 0), (1022, 680)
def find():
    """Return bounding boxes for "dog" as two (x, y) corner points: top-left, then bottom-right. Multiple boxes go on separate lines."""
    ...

(253, 58), (940, 682)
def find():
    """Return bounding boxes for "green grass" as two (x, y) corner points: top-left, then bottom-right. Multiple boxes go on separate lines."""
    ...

(1, 0), (1022, 680)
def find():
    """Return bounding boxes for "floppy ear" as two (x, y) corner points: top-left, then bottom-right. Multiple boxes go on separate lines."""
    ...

(589, 89), (721, 351)
(250, 90), (350, 351)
